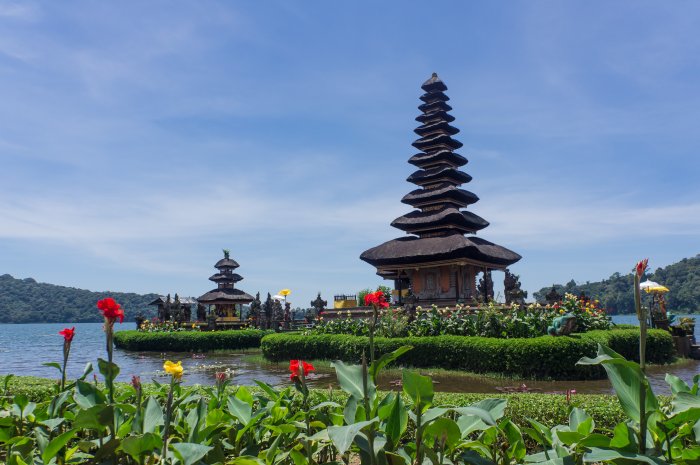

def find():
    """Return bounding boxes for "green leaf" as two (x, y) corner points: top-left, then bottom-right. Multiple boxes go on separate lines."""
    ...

(609, 422), (637, 451)
(121, 433), (161, 461)
(42, 362), (63, 374)
(73, 404), (113, 432)
(97, 358), (120, 382)
(583, 447), (668, 464)
(142, 396), (164, 434)
(666, 373), (691, 395)
(577, 344), (657, 423)
(253, 380), (280, 400)
(424, 417), (461, 449)
(73, 380), (105, 409)
(369, 345), (412, 381)
(385, 392), (407, 446)
(332, 361), (374, 402)
(672, 392), (700, 414)
(186, 397), (208, 443)
(171, 442), (213, 465)
(228, 395), (252, 425)
(569, 408), (594, 435)
(229, 457), (265, 465)
(524, 418), (553, 447)
(402, 370), (433, 410)
(327, 419), (377, 455)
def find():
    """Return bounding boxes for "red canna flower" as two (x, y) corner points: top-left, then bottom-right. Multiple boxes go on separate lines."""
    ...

(364, 291), (389, 308)
(635, 259), (648, 278)
(131, 375), (141, 390)
(215, 371), (227, 384)
(59, 327), (75, 343)
(97, 297), (124, 323)
(289, 359), (314, 381)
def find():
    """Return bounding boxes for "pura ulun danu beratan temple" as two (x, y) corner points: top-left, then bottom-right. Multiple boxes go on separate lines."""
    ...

(360, 73), (521, 305)
(197, 249), (254, 326)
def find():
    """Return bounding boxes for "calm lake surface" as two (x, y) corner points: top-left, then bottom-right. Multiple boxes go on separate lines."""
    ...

(0, 316), (697, 395)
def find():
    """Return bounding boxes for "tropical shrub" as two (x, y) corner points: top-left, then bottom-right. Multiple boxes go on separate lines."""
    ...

(314, 298), (612, 339)
(261, 328), (675, 379)
(137, 318), (200, 333)
(114, 328), (273, 351)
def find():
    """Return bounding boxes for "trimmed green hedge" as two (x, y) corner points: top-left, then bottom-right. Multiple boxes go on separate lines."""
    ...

(114, 329), (273, 352)
(260, 328), (675, 379)
(2, 375), (627, 430)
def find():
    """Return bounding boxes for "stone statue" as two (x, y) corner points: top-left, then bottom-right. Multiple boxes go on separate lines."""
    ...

(404, 287), (417, 322)
(547, 314), (577, 336)
(196, 303), (207, 322)
(310, 292), (327, 318)
(272, 299), (284, 330)
(173, 294), (183, 323)
(283, 302), (291, 329)
(184, 302), (191, 322)
(135, 313), (145, 330)
(477, 271), (494, 303)
(504, 269), (527, 306)
(545, 286), (561, 305)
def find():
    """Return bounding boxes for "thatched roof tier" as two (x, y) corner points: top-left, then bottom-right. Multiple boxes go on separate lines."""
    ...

(412, 133), (463, 152)
(408, 150), (467, 168)
(391, 207), (489, 234)
(209, 273), (243, 283)
(197, 288), (254, 304)
(421, 73), (448, 92)
(414, 121), (460, 137)
(415, 110), (454, 125)
(419, 91), (450, 104)
(360, 235), (521, 268)
(215, 257), (239, 269)
(401, 184), (478, 208)
(418, 100), (453, 114)
(407, 166), (472, 186)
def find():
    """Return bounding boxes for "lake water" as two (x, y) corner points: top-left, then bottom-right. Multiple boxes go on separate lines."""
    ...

(0, 317), (697, 395)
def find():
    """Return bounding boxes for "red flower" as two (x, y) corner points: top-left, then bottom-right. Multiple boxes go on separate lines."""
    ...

(97, 297), (124, 323)
(289, 359), (314, 381)
(215, 371), (227, 384)
(635, 259), (649, 278)
(59, 327), (75, 342)
(364, 291), (389, 308)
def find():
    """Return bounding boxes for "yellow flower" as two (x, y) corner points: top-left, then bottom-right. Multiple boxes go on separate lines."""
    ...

(279, 289), (291, 296)
(163, 360), (183, 380)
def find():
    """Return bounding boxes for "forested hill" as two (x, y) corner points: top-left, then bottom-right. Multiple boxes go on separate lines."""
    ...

(533, 254), (700, 314)
(0, 274), (159, 323)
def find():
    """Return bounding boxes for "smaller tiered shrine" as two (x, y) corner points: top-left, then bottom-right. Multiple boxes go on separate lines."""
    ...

(197, 250), (254, 325)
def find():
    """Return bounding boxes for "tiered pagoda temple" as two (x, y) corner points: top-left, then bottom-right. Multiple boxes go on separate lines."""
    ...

(197, 250), (254, 323)
(360, 73), (521, 305)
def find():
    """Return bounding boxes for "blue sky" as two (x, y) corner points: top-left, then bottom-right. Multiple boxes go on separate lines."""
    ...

(1, 1), (699, 308)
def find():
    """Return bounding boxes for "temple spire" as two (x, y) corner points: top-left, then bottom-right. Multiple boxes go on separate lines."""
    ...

(394, 74), (488, 238)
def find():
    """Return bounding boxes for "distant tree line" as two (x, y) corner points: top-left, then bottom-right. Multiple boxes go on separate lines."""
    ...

(533, 254), (700, 314)
(0, 274), (159, 323)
